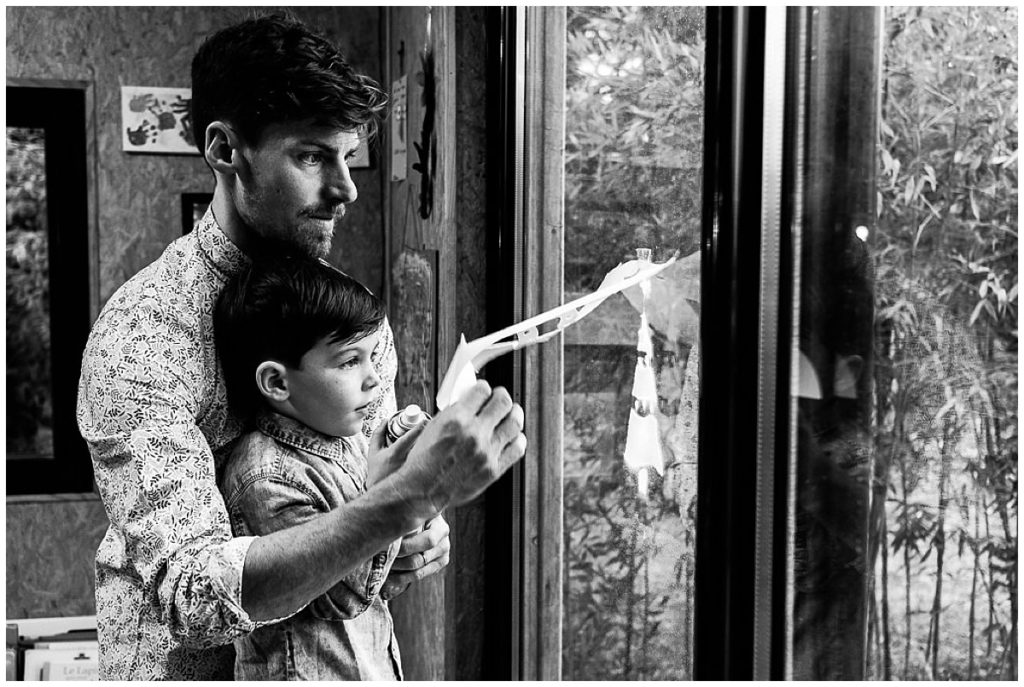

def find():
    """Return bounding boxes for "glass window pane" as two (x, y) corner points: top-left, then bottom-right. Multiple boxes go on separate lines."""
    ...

(6, 127), (54, 460)
(870, 6), (1018, 681)
(561, 7), (704, 680)
(791, 6), (1018, 681)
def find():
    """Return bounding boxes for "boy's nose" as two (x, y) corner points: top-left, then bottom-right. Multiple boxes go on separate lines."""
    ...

(364, 366), (380, 391)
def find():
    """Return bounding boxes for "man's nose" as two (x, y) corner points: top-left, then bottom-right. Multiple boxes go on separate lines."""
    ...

(326, 161), (358, 205)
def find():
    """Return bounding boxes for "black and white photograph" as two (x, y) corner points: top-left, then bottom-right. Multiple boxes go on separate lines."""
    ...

(5, 5), (1017, 682)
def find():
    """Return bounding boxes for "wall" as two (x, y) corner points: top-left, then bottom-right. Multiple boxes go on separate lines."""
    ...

(382, 7), (494, 680)
(383, 6), (456, 680)
(451, 8), (491, 678)
(5, 5), (385, 620)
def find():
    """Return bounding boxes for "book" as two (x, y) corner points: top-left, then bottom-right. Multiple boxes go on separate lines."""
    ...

(31, 640), (98, 651)
(41, 658), (99, 681)
(21, 648), (98, 682)
(6, 624), (18, 682)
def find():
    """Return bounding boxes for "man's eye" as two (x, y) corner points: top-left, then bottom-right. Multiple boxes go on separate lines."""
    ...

(299, 152), (323, 165)
(345, 148), (360, 162)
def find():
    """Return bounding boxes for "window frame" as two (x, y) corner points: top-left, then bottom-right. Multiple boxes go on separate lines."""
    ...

(6, 80), (96, 497)
(511, 5), (885, 681)
(512, 6), (787, 680)
(516, 6), (567, 681)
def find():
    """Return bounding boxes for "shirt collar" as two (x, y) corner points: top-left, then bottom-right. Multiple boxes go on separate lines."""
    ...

(255, 410), (354, 464)
(196, 206), (250, 282)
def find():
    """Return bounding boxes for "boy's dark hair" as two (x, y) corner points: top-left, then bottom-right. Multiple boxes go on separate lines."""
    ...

(191, 13), (389, 155)
(214, 256), (386, 421)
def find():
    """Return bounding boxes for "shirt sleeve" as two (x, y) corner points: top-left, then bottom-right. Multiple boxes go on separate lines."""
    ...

(227, 472), (398, 621)
(77, 300), (257, 649)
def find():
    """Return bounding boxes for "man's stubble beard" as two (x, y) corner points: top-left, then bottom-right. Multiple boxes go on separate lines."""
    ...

(236, 173), (335, 260)
(252, 225), (333, 261)
(238, 203), (334, 261)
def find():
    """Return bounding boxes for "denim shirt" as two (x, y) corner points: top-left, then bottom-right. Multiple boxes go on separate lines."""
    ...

(219, 411), (403, 680)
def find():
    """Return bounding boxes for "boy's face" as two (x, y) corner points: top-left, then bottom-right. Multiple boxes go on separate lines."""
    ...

(234, 119), (362, 259)
(284, 330), (381, 437)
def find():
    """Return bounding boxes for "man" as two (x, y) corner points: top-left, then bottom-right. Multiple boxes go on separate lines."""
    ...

(76, 14), (526, 680)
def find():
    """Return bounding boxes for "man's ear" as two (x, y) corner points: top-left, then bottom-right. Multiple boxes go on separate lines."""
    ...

(255, 361), (290, 403)
(204, 120), (244, 176)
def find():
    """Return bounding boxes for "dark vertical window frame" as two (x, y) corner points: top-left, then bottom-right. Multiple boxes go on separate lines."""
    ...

(752, 6), (789, 680)
(480, 5), (521, 680)
(776, 6), (811, 680)
(482, 7), (567, 680)
(694, 6), (885, 679)
(6, 81), (95, 497)
(693, 7), (767, 680)
(789, 8), (884, 679)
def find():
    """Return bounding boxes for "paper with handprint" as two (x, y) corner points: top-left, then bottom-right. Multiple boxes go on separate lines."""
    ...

(436, 254), (678, 409)
(121, 86), (196, 154)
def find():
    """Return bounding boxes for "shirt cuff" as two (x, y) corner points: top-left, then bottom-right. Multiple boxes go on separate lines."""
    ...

(222, 535), (303, 629)
(208, 535), (259, 631)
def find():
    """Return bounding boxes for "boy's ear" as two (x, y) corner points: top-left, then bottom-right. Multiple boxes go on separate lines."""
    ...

(204, 120), (244, 176)
(255, 361), (290, 403)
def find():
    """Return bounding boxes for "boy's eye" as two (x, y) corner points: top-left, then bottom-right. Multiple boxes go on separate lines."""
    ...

(298, 152), (323, 165)
(344, 147), (360, 162)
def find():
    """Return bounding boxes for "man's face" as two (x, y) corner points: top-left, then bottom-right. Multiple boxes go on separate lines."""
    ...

(284, 330), (381, 438)
(234, 120), (362, 259)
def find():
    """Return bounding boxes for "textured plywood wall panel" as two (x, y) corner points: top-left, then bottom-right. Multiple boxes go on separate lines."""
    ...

(452, 7), (491, 679)
(5, 499), (108, 619)
(5, 5), (384, 619)
(6, 5), (385, 301)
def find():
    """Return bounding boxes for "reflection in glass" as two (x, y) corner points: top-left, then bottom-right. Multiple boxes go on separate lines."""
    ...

(561, 7), (704, 679)
(791, 6), (1018, 681)
(6, 127), (54, 459)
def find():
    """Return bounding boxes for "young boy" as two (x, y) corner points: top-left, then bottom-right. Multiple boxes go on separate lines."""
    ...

(214, 255), (408, 680)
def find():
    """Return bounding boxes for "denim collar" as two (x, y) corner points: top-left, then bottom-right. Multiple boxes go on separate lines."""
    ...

(196, 206), (250, 283)
(255, 411), (359, 468)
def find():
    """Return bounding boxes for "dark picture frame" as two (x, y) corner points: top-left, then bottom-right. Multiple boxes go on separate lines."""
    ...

(181, 192), (212, 234)
(6, 84), (94, 495)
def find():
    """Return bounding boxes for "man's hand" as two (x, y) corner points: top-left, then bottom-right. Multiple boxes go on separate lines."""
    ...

(380, 515), (450, 600)
(393, 381), (527, 514)
(367, 422), (424, 487)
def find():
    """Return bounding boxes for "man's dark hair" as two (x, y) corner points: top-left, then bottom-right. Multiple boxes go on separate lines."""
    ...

(191, 13), (388, 155)
(214, 256), (386, 421)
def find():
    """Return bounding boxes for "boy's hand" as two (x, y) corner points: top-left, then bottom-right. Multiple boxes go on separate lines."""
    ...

(381, 515), (450, 599)
(367, 422), (425, 487)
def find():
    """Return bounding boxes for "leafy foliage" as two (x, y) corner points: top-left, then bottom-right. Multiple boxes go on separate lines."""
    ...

(562, 6), (705, 681)
(6, 127), (54, 457)
(565, 5), (704, 291)
(562, 4), (1016, 681)
(873, 5), (1018, 681)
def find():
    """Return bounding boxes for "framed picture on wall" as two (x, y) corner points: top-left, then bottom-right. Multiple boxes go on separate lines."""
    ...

(121, 86), (197, 154)
(181, 193), (213, 234)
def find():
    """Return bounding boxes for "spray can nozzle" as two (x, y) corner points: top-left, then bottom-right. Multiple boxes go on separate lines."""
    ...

(386, 404), (431, 444)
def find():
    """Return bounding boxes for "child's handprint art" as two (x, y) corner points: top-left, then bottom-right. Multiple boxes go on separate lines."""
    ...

(126, 121), (159, 146)
(121, 86), (197, 154)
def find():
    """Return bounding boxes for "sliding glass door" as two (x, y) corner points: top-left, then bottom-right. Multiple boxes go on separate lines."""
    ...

(508, 6), (1016, 681)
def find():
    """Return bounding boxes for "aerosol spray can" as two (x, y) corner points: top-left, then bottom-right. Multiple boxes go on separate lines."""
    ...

(385, 404), (431, 445)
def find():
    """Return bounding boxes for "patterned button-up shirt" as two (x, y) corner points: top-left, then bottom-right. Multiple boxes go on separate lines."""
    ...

(76, 209), (397, 680)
